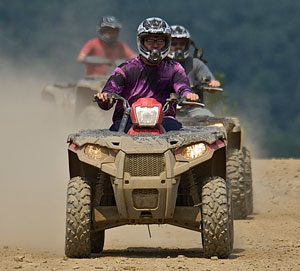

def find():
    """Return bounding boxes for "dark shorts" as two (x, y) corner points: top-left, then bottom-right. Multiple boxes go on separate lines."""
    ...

(109, 117), (182, 133)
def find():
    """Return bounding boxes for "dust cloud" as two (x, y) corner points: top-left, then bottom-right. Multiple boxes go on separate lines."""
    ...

(0, 59), (81, 253)
(0, 58), (149, 255)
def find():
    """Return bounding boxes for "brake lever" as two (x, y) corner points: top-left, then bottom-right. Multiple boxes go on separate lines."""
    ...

(164, 95), (186, 113)
(202, 86), (223, 92)
(180, 100), (205, 107)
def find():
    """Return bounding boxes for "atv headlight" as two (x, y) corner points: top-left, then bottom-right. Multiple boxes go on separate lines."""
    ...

(210, 122), (224, 127)
(84, 144), (102, 160)
(135, 106), (159, 126)
(182, 143), (207, 159)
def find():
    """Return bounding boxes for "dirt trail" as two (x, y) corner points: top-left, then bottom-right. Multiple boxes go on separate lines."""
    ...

(1, 159), (300, 271)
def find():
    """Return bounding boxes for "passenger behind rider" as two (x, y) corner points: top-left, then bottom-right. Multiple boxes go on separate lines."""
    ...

(95, 17), (199, 133)
(168, 25), (221, 102)
(77, 16), (135, 76)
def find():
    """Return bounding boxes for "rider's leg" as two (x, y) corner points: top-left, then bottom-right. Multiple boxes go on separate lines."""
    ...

(162, 117), (182, 132)
(109, 119), (133, 133)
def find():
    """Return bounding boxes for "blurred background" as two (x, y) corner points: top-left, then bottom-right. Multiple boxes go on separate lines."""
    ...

(1, 0), (299, 157)
(0, 0), (299, 252)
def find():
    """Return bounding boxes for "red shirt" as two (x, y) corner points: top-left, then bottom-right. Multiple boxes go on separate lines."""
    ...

(79, 38), (135, 75)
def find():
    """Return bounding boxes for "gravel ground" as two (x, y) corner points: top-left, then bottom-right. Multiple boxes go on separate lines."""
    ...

(1, 159), (300, 271)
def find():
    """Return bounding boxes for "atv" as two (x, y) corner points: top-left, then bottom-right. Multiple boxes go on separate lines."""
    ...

(176, 78), (253, 219)
(41, 56), (124, 129)
(65, 93), (233, 258)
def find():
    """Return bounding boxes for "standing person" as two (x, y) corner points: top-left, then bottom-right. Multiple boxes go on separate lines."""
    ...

(168, 25), (221, 102)
(77, 16), (135, 76)
(95, 17), (198, 133)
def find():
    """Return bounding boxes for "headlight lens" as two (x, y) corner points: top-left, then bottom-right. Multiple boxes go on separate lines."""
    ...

(211, 122), (224, 127)
(135, 106), (159, 126)
(182, 143), (207, 159)
(84, 144), (102, 160)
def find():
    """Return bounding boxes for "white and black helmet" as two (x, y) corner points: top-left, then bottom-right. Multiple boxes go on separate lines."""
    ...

(97, 16), (122, 43)
(137, 17), (171, 64)
(169, 25), (191, 61)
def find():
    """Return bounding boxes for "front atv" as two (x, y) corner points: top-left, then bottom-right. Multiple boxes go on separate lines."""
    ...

(64, 95), (233, 258)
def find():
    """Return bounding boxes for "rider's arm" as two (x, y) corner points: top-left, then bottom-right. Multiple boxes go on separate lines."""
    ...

(193, 58), (220, 87)
(77, 39), (94, 63)
(96, 67), (126, 110)
(193, 58), (214, 81)
(77, 53), (87, 63)
(172, 63), (199, 101)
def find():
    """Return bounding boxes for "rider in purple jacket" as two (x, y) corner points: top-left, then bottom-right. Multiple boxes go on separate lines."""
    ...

(95, 17), (199, 132)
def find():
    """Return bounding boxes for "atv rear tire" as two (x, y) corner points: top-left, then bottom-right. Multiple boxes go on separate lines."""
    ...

(242, 147), (253, 215)
(227, 150), (247, 219)
(200, 177), (233, 258)
(65, 177), (92, 258)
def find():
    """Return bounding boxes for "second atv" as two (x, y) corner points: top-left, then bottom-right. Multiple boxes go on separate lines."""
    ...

(176, 78), (253, 219)
(41, 56), (123, 129)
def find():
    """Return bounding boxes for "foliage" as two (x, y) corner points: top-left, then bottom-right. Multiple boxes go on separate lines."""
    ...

(0, 0), (299, 157)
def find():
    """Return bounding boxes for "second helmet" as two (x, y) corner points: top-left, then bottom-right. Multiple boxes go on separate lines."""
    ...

(169, 25), (191, 61)
(98, 16), (122, 43)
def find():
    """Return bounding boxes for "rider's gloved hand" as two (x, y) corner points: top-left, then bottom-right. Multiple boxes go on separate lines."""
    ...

(94, 92), (117, 105)
(208, 80), (221, 88)
(94, 92), (108, 102)
(185, 93), (199, 101)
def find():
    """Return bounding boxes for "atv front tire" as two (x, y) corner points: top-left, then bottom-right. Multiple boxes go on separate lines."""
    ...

(65, 177), (92, 258)
(201, 177), (233, 258)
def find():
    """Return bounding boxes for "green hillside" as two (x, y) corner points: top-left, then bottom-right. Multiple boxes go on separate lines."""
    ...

(1, 0), (299, 157)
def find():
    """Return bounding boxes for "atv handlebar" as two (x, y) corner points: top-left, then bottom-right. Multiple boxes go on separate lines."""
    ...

(94, 93), (204, 133)
(94, 93), (204, 113)
(180, 100), (206, 107)
(83, 56), (126, 67)
(191, 83), (223, 94)
(191, 76), (223, 94)
(94, 93), (130, 110)
(94, 93), (130, 133)
(163, 93), (205, 113)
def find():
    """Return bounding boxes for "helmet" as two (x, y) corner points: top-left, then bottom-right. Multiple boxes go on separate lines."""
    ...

(137, 17), (171, 64)
(97, 16), (122, 43)
(169, 25), (191, 61)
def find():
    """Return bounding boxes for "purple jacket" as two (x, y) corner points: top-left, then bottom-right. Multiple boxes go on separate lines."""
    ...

(98, 56), (192, 122)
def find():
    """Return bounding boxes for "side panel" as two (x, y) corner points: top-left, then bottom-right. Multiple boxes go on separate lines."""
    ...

(68, 150), (99, 179)
(227, 131), (241, 151)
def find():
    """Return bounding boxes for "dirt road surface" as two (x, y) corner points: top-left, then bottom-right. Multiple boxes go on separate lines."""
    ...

(1, 159), (300, 271)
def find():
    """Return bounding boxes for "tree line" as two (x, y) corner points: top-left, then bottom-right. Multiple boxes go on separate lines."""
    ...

(1, 0), (299, 157)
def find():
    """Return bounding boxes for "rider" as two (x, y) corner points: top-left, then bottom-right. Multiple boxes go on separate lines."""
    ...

(95, 17), (198, 133)
(77, 16), (135, 76)
(168, 25), (221, 102)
